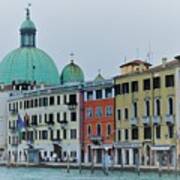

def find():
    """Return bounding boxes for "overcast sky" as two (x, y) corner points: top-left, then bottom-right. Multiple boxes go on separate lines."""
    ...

(0, 0), (179, 80)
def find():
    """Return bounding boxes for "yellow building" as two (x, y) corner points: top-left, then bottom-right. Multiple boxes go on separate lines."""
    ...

(114, 58), (180, 167)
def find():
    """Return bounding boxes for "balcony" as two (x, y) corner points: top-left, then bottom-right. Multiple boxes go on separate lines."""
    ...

(165, 115), (174, 124)
(153, 116), (161, 125)
(9, 126), (17, 133)
(51, 138), (62, 145)
(90, 135), (102, 145)
(67, 102), (77, 111)
(9, 108), (18, 115)
(143, 116), (151, 125)
(31, 121), (38, 127)
(58, 120), (68, 129)
(11, 142), (18, 147)
(45, 120), (55, 126)
(27, 140), (34, 148)
(130, 117), (138, 126)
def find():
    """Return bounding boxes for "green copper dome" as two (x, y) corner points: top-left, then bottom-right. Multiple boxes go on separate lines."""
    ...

(0, 48), (59, 85)
(0, 7), (59, 86)
(94, 72), (105, 82)
(60, 60), (85, 85)
(20, 19), (36, 30)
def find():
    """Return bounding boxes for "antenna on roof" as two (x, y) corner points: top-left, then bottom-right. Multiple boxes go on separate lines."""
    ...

(146, 41), (153, 63)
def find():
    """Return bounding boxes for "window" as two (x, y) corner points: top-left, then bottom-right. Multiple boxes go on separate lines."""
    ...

(57, 96), (61, 105)
(63, 112), (67, 121)
(168, 125), (174, 138)
(155, 99), (161, 116)
(86, 108), (93, 118)
(105, 88), (112, 98)
(106, 106), (113, 117)
(125, 129), (129, 140)
(132, 127), (139, 140)
(64, 95), (67, 104)
(96, 107), (103, 118)
(143, 79), (151, 90)
(125, 108), (129, 120)
(168, 97), (173, 115)
(57, 130), (60, 140)
(96, 90), (102, 99)
(69, 94), (77, 105)
(122, 83), (129, 94)
(50, 96), (54, 106)
(165, 75), (174, 87)
(35, 99), (38, 107)
(97, 124), (101, 136)
(42, 130), (48, 140)
(156, 126), (161, 139)
(42, 97), (48, 107)
(71, 112), (77, 121)
(144, 127), (151, 139)
(153, 77), (161, 89)
(131, 81), (138, 92)
(70, 151), (77, 158)
(118, 130), (121, 141)
(87, 91), (93, 100)
(114, 84), (121, 95)
(63, 129), (67, 139)
(133, 102), (138, 118)
(145, 100), (150, 116)
(70, 129), (77, 139)
(117, 109), (121, 121)
(107, 124), (111, 136)
(88, 125), (92, 136)
(57, 113), (60, 123)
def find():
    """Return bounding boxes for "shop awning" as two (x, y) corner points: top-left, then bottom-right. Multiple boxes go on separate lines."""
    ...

(114, 142), (142, 149)
(151, 145), (173, 151)
(91, 144), (113, 150)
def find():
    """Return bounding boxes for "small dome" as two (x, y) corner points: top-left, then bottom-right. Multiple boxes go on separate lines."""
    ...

(94, 71), (105, 82)
(20, 7), (36, 31)
(20, 19), (36, 30)
(60, 60), (85, 85)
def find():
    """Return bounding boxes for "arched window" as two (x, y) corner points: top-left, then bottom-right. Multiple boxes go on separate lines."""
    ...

(87, 125), (92, 136)
(145, 100), (150, 116)
(155, 99), (161, 116)
(107, 124), (111, 136)
(97, 124), (101, 136)
(168, 97), (173, 115)
(133, 102), (138, 118)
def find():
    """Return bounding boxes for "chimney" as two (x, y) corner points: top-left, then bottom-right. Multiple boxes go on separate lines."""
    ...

(162, 57), (167, 68)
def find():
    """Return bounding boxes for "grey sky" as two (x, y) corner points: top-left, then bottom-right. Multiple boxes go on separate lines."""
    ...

(0, 0), (179, 80)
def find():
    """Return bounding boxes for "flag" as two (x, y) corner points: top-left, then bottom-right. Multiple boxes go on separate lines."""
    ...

(17, 114), (24, 143)
(17, 114), (24, 130)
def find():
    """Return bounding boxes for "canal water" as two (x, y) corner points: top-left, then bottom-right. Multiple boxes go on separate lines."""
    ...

(0, 167), (179, 180)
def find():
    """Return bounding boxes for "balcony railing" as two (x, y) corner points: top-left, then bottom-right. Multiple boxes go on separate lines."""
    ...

(45, 120), (55, 126)
(130, 117), (138, 125)
(165, 115), (174, 124)
(143, 116), (151, 125)
(51, 138), (62, 145)
(153, 116), (161, 125)
(67, 102), (77, 111)
(90, 135), (102, 145)
(9, 126), (17, 133)
(58, 120), (68, 129)
(9, 108), (18, 115)
(11, 142), (18, 147)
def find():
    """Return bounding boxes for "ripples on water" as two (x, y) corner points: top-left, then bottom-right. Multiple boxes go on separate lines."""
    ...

(0, 167), (179, 180)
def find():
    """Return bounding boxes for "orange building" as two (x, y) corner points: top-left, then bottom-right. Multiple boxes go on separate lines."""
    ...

(83, 75), (115, 164)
